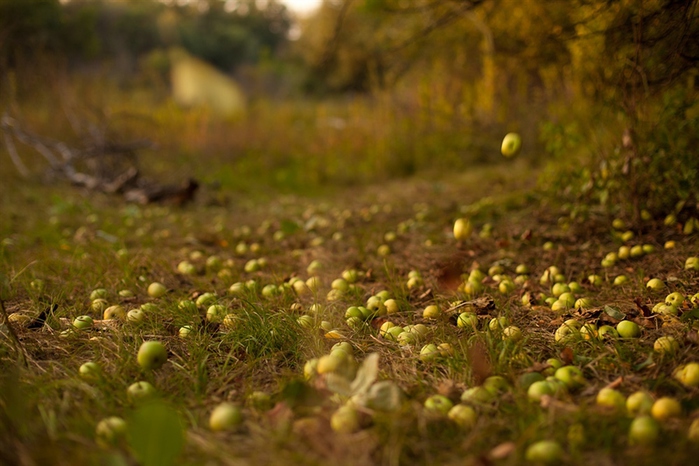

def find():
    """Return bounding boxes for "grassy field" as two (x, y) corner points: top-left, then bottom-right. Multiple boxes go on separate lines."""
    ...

(1, 151), (699, 466)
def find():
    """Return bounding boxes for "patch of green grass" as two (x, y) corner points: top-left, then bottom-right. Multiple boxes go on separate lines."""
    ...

(1, 163), (699, 465)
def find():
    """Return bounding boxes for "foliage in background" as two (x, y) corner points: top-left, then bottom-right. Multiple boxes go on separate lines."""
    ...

(1, 0), (698, 216)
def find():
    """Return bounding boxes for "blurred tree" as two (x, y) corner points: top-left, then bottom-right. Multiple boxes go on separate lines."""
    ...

(176, 0), (291, 72)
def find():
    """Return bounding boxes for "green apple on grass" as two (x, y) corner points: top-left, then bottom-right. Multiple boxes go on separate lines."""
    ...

(127, 381), (157, 402)
(73, 315), (94, 330)
(209, 402), (244, 431)
(137, 341), (167, 371)
(629, 416), (660, 445)
(646, 278), (665, 291)
(90, 288), (108, 300)
(127, 308), (146, 323)
(448, 404), (477, 428)
(626, 391), (654, 416)
(525, 440), (564, 464)
(103, 305), (126, 320)
(653, 336), (679, 355)
(147, 282), (167, 298)
(95, 416), (128, 447)
(424, 394), (454, 415)
(673, 362), (699, 387)
(331, 405), (362, 433)
(79, 362), (101, 382)
(596, 387), (626, 411)
(616, 320), (641, 338)
(651, 397), (682, 421)
(422, 305), (441, 319)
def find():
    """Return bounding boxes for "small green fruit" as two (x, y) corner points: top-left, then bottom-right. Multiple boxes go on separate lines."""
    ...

(651, 397), (682, 421)
(646, 278), (665, 291)
(95, 416), (127, 447)
(626, 391), (654, 416)
(330, 405), (361, 433)
(422, 304), (441, 319)
(629, 416), (660, 445)
(501, 132), (522, 157)
(673, 362), (699, 387)
(447, 404), (477, 428)
(596, 387), (626, 411)
(453, 218), (473, 241)
(127, 381), (157, 402)
(79, 362), (101, 382)
(209, 402), (243, 431)
(137, 341), (167, 371)
(457, 312), (478, 330)
(525, 440), (564, 464)
(653, 336), (679, 355)
(424, 395), (454, 415)
(147, 282), (167, 298)
(616, 320), (641, 338)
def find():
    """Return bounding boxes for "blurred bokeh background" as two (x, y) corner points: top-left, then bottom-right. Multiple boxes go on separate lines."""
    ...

(1, 0), (697, 213)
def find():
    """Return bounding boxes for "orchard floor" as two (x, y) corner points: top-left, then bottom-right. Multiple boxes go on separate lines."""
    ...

(1, 160), (698, 466)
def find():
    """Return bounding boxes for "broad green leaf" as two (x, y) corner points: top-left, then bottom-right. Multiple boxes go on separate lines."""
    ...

(128, 401), (185, 466)
(325, 373), (353, 397)
(604, 306), (625, 320)
(350, 353), (379, 396)
(280, 219), (301, 235)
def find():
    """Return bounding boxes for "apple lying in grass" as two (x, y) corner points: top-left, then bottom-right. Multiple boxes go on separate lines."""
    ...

(665, 292), (684, 307)
(419, 344), (440, 362)
(629, 416), (660, 445)
(79, 362), (101, 382)
(90, 288), (108, 300)
(554, 366), (586, 390)
(447, 404), (477, 428)
(488, 317), (509, 332)
(503, 325), (522, 341)
(383, 298), (399, 314)
(331, 405), (362, 433)
(73, 315), (94, 330)
(209, 402), (243, 431)
(422, 305), (441, 319)
(673, 362), (699, 387)
(626, 391), (654, 416)
(461, 386), (495, 405)
(103, 305), (126, 321)
(616, 320), (641, 338)
(646, 278), (665, 291)
(527, 380), (555, 402)
(424, 394), (454, 415)
(127, 381), (157, 402)
(196, 292), (217, 308)
(596, 387), (626, 411)
(95, 416), (128, 447)
(127, 308), (146, 323)
(91, 299), (108, 312)
(651, 397), (682, 421)
(525, 440), (564, 464)
(147, 282), (167, 298)
(137, 341), (167, 371)
(457, 312), (479, 330)
(618, 246), (631, 260)
(483, 376), (510, 395)
(653, 336), (679, 355)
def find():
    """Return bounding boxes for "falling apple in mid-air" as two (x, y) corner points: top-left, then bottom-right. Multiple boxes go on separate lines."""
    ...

(501, 132), (522, 157)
